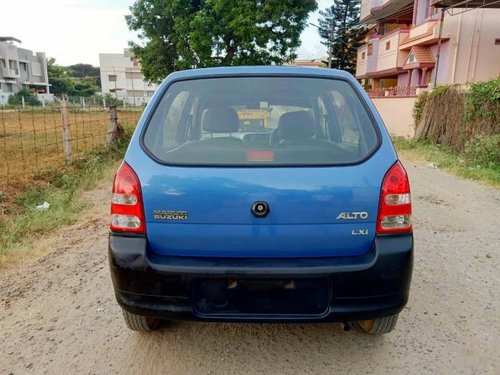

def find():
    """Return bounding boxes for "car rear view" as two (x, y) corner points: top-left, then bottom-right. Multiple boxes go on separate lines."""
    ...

(108, 67), (413, 334)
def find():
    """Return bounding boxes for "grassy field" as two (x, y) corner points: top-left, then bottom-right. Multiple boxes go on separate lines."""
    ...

(0, 106), (141, 187)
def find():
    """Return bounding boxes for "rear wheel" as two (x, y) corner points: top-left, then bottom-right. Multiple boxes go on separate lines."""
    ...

(350, 314), (399, 335)
(122, 309), (161, 331)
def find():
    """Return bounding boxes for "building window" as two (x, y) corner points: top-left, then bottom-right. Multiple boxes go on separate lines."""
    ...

(368, 44), (373, 56)
(127, 90), (145, 97)
(385, 41), (391, 50)
(125, 71), (143, 80)
(20, 62), (28, 72)
(9, 60), (18, 73)
(109, 75), (117, 82)
(495, 38), (500, 45)
(361, 52), (366, 60)
(0, 59), (5, 68)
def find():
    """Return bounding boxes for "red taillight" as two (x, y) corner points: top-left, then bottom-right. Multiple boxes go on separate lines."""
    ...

(377, 161), (412, 234)
(110, 162), (145, 234)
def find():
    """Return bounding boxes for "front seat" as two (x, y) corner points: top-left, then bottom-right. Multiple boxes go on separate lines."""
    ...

(200, 107), (243, 146)
(274, 110), (316, 146)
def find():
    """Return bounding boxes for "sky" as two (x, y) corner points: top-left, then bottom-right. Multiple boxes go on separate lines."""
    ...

(1, 0), (331, 66)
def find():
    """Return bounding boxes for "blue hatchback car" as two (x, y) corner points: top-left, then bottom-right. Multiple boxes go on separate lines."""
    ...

(108, 66), (413, 334)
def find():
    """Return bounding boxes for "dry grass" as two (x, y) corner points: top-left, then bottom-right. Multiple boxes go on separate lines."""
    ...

(0, 106), (141, 187)
(414, 84), (499, 152)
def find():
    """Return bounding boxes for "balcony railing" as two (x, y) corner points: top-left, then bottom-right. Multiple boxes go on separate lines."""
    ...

(366, 86), (417, 97)
(1, 67), (19, 78)
(400, 20), (440, 49)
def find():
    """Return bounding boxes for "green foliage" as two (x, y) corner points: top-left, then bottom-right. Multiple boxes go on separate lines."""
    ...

(7, 88), (42, 106)
(463, 134), (500, 169)
(412, 91), (428, 126)
(429, 84), (450, 98)
(317, 0), (367, 73)
(67, 63), (101, 88)
(464, 78), (500, 123)
(126, 0), (317, 82)
(47, 58), (99, 97)
(101, 93), (124, 107)
(47, 57), (75, 96)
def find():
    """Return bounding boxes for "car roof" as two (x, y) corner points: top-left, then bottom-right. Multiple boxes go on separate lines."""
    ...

(163, 66), (355, 82)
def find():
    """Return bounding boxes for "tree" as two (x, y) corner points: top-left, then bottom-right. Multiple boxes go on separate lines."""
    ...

(67, 63), (101, 88)
(126, 0), (317, 82)
(318, 0), (367, 74)
(47, 57), (75, 96)
(47, 58), (99, 97)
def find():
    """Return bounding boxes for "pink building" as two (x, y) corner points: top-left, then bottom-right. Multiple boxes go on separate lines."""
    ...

(356, 0), (500, 96)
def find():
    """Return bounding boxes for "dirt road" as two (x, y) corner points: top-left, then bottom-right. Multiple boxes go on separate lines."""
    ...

(1, 160), (499, 375)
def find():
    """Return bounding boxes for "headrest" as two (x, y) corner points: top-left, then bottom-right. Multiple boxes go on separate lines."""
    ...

(277, 111), (315, 140)
(202, 107), (239, 133)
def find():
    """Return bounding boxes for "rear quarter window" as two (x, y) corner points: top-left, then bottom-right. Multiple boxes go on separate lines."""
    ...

(142, 77), (379, 166)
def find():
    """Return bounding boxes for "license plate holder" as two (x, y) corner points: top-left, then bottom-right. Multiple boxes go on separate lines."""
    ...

(192, 278), (330, 316)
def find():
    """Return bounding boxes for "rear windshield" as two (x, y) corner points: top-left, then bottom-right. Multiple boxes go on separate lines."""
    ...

(142, 77), (379, 166)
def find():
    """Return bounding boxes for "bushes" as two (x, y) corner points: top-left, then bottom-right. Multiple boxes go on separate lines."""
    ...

(414, 85), (467, 151)
(409, 78), (500, 184)
(7, 88), (42, 106)
(464, 134), (500, 168)
(412, 91), (428, 125)
(414, 79), (499, 153)
(464, 78), (500, 123)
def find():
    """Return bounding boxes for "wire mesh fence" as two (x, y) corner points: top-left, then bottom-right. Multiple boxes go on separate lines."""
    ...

(0, 102), (142, 189)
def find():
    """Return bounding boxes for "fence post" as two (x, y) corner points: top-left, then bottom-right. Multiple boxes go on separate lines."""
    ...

(60, 99), (72, 163)
(107, 105), (124, 145)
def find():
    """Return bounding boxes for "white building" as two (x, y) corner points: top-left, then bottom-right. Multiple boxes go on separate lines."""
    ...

(99, 49), (158, 106)
(0, 37), (51, 105)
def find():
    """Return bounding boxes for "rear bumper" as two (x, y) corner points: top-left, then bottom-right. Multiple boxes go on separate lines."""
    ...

(108, 233), (413, 322)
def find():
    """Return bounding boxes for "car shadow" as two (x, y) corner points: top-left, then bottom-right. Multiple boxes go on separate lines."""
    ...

(121, 321), (389, 374)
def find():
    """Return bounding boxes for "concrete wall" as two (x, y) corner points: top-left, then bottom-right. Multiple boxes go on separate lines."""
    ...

(450, 9), (500, 84)
(371, 96), (417, 138)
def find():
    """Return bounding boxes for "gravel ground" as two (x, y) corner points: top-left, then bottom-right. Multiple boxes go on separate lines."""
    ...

(0, 159), (499, 375)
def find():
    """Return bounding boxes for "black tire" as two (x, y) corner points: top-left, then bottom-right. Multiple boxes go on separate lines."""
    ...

(121, 309), (161, 331)
(350, 314), (399, 335)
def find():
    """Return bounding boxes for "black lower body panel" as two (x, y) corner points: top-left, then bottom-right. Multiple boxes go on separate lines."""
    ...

(109, 233), (413, 322)
(193, 278), (331, 317)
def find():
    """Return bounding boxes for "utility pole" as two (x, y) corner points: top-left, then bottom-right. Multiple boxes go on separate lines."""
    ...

(328, 30), (333, 68)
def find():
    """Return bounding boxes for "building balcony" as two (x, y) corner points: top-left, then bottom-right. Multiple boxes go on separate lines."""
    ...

(356, 38), (380, 78)
(399, 19), (444, 50)
(2, 67), (20, 78)
(360, 0), (413, 24)
(356, 45), (369, 77)
(356, 28), (410, 79)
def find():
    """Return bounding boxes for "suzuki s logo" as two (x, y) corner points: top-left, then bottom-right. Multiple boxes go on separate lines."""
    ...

(336, 211), (368, 220)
